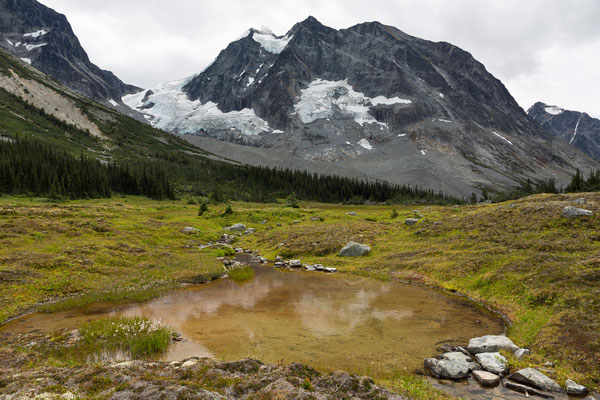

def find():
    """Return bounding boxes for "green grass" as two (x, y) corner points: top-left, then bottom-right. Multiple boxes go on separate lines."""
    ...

(227, 265), (255, 282)
(79, 317), (171, 359)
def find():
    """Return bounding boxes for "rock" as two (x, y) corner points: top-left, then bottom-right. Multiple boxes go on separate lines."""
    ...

(338, 241), (371, 257)
(562, 206), (593, 218)
(274, 262), (284, 268)
(182, 360), (198, 368)
(181, 226), (199, 234)
(424, 358), (470, 380)
(304, 265), (316, 271)
(505, 380), (554, 398)
(323, 267), (337, 273)
(509, 368), (563, 392)
(475, 352), (507, 374)
(345, 211), (357, 216)
(566, 379), (588, 396)
(259, 378), (311, 399)
(455, 346), (471, 357)
(288, 260), (302, 267)
(314, 264), (325, 271)
(405, 218), (419, 226)
(440, 352), (472, 362)
(574, 197), (587, 205)
(234, 247), (244, 253)
(467, 361), (482, 371)
(513, 348), (530, 359)
(467, 335), (519, 354)
(260, 220), (268, 224)
(244, 228), (256, 234)
(228, 223), (247, 231)
(472, 370), (500, 387)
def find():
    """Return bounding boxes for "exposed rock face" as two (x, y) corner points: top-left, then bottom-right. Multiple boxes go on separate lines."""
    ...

(529, 102), (600, 160)
(472, 370), (500, 387)
(338, 241), (371, 257)
(565, 379), (589, 396)
(0, 0), (140, 110)
(508, 367), (563, 393)
(474, 352), (507, 374)
(467, 335), (519, 354)
(125, 17), (597, 198)
(424, 357), (470, 380)
(562, 206), (593, 218)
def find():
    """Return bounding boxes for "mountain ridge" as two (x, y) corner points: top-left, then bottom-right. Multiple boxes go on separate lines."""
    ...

(124, 17), (598, 197)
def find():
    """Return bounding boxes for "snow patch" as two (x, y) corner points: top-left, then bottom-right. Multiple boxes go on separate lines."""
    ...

(23, 29), (47, 38)
(123, 77), (276, 136)
(294, 79), (409, 127)
(398, 133), (407, 137)
(20, 58), (32, 65)
(6, 39), (13, 46)
(420, 150), (427, 156)
(570, 115), (583, 144)
(252, 31), (292, 54)
(345, 141), (351, 145)
(108, 99), (118, 107)
(358, 139), (374, 150)
(439, 93), (444, 98)
(371, 96), (411, 106)
(272, 129), (284, 134)
(25, 43), (47, 51)
(545, 105), (563, 115)
(436, 118), (452, 123)
(493, 131), (513, 145)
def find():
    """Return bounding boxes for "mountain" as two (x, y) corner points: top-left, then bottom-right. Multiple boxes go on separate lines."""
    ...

(528, 102), (600, 161)
(124, 17), (597, 198)
(0, 0), (142, 118)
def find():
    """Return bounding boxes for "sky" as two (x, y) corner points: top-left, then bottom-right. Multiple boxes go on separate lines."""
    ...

(39, 0), (600, 117)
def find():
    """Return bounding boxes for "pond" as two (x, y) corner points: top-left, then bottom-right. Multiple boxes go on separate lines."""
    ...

(1, 260), (504, 379)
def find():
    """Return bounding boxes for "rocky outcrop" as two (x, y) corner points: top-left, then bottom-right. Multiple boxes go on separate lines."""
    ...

(338, 241), (371, 257)
(467, 335), (519, 354)
(508, 368), (563, 393)
(562, 206), (593, 218)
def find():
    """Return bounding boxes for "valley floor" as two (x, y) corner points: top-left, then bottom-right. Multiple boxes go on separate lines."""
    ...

(0, 194), (598, 398)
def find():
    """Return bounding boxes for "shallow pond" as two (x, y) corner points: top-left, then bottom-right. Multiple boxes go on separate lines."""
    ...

(1, 261), (504, 378)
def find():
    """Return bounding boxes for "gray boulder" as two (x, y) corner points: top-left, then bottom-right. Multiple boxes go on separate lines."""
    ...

(509, 368), (563, 392)
(405, 218), (419, 226)
(181, 227), (199, 234)
(228, 223), (247, 231)
(424, 358), (470, 380)
(440, 352), (472, 362)
(472, 370), (500, 387)
(475, 352), (507, 374)
(574, 197), (587, 205)
(338, 241), (371, 257)
(562, 206), (593, 218)
(505, 381), (554, 398)
(566, 379), (588, 396)
(467, 335), (519, 354)
(513, 348), (531, 359)
(287, 260), (302, 267)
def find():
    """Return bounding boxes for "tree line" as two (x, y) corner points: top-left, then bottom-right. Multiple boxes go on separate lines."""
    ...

(0, 138), (175, 200)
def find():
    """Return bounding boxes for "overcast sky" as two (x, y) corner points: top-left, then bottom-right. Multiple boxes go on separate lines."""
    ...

(39, 0), (600, 117)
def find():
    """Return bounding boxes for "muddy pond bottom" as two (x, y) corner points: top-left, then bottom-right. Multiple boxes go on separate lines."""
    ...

(2, 264), (504, 377)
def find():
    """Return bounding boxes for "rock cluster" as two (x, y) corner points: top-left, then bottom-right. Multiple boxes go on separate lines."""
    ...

(424, 335), (590, 397)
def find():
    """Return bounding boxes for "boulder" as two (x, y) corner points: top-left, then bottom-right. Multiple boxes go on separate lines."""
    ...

(440, 352), (472, 362)
(274, 262), (284, 268)
(505, 381), (553, 398)
(562, 206), (593, 218)
(513, 348), (530, 359)
(405, 218), (419, 226)
(467, 335), (519, 354)
(472, 370), (500, 387)
(304, 265), (316, 271)
(228, 223), (247, 231)
(475, 352), (507, 374)
(338, 241), (371, 257)
(323, 267), (337, 273)
(424, 358), (470, 380)
(287, 260), (302, 267)
(565, 379), (588, 396)
(509, 368), (562, 393)
(574, 197), (586, 205)
(244, 228), (256, 234)
(181, 226), (199, 234)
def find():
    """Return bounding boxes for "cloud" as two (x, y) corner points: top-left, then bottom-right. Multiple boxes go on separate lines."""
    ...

(39, 0), (600, 116)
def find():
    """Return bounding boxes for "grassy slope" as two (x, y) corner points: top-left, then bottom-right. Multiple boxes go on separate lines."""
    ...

(0, 194), (598, 392)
